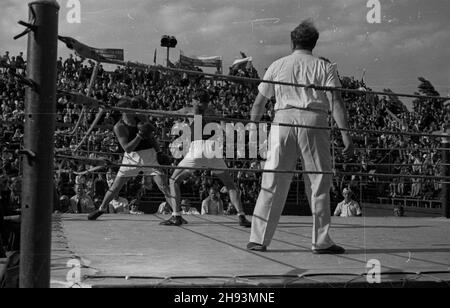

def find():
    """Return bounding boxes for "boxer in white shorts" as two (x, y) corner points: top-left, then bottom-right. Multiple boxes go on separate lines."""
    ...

(88, 97), (173, 220)
(160, 90), (251, 227)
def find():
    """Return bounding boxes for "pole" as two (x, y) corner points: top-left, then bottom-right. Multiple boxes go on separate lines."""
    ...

(20, 0), (59, 288)
(69, 61), (100, 135)
(442, 132), (450, 218)
(166, 47), (170, 67)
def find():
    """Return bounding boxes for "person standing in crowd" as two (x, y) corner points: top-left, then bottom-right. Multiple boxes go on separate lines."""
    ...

(247, 20), (354, 254)
(334, 188), (362, 217)
(15, 52), (25, 70)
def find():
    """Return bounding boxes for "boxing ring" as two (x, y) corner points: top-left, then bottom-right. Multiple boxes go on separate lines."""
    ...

(6, 1), (450, 288)
(48, 45), (450, 287)
(50, 215), (450, 288)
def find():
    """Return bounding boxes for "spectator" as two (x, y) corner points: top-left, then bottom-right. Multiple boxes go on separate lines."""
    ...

(181, 199), (200, 215)
(158, 201), (172, 214)
(334, 188), (362, 217)
(108, 195), (129, 214)
(201, 187), (224, 215)
(129, 199), (144, 215)
(69, 184), (95, 214)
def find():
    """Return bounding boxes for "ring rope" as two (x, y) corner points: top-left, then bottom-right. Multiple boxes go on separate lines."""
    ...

(54, 154), (450, 181)
(56, 90), (450, 140)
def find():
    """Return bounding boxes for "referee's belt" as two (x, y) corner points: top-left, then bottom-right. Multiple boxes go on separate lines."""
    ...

(276, 106), (328, 115)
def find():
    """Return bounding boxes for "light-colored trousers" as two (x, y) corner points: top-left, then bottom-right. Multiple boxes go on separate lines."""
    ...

(250, 109), (334, 250)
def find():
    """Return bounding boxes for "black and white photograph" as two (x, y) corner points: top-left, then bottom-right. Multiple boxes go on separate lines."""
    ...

(0, 0), (449, 294)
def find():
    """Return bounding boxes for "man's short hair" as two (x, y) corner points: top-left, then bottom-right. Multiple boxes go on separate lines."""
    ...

(343, 188), (352, 195)
(291, 20), (319, 50)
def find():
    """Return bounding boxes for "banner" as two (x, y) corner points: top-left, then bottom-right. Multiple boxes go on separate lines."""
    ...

(180, 53), (222, 69)
(93, 48), (124, 61)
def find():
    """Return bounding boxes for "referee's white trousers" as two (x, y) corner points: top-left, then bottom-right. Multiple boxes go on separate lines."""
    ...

(250, 109), (334, 250)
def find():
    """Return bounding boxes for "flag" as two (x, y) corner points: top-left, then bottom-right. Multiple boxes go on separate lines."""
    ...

(94, 48), (124, 61)
(180, 53), (222, 68)
(231, 57), (252, 70)
(58, 36), (123, 62)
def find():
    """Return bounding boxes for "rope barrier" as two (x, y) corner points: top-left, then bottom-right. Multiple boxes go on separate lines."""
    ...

(54, 154), (450, 181)
(55, 90), (450, 140)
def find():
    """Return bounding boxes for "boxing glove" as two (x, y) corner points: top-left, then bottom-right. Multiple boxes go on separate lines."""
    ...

(157, 151), (173, 166)
(137, 122), (154, 140)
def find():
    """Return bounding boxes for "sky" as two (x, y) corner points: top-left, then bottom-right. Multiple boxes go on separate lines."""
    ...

(1, 0), (449, 106)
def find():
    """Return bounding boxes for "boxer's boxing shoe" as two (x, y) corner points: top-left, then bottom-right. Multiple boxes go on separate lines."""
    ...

(312, 244), (345, 255)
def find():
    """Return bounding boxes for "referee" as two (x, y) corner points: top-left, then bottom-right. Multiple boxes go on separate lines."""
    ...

(247, 20), (354, 254)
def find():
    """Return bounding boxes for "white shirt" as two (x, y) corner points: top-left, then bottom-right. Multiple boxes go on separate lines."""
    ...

(158, 202), (172, 214)
(334, 200), (362, 217)
(182, 207), (200, 215)
(258, 50), (341, 112)
(109, 197), (129, 213)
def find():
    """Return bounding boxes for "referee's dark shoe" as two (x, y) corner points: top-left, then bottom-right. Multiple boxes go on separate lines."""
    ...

(312, 244), (345, 255)
(247, 242), (267, 252)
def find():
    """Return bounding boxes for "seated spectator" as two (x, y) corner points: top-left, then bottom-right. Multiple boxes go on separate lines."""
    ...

(58, 195), (71, 213)
(181, 199), (200, 215)
(129, 199), (144, 215)
(158, 201), (172, 214)
(69, 184), (95, 214)
(334, 188), (362, 217)
(108, 195), (129, 214)
(201, 187), (224, 215)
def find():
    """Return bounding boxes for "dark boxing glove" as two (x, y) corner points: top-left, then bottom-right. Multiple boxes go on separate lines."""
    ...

(137, 122), (154, 140)
(157, 151), (173, 166)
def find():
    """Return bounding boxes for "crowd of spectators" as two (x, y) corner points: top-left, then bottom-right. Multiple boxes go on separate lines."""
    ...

(331, 76), (447, 202)
(1, 50), (448, 219)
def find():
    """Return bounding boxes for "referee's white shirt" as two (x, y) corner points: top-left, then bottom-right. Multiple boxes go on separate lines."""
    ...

(258, 50), (341, 113)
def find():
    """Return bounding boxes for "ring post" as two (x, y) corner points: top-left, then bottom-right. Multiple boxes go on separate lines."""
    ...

(20, 0), (59, 288)
(442, 131), (450, 219)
